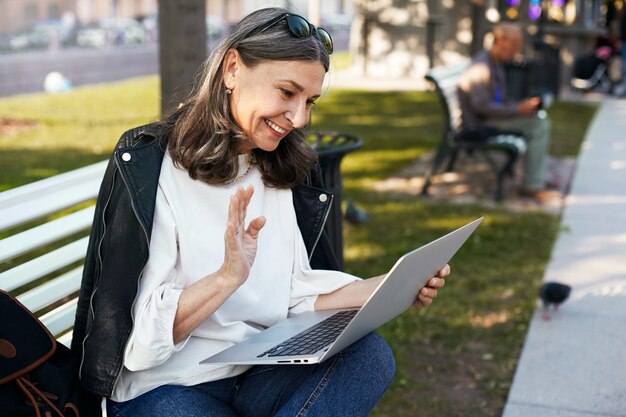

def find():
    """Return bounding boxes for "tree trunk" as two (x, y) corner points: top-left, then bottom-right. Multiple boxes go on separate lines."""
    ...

(158, 1), (207, 115)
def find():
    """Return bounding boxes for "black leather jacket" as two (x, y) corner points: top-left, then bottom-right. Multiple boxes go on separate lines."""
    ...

(71, 123), (341, 397)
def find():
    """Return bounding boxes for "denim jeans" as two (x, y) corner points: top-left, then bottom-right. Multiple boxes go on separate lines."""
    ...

(107, 332), (395, 417)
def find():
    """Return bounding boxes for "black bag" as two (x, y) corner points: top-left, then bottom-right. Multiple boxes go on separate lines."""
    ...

(457, 126), (524, 143)
(573, 54), (604, 80)
(0, 290), (101, 417)
(457, 126), (503, 142)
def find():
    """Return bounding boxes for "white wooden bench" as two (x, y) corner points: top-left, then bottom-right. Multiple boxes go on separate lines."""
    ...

(0, 160), (108, 347)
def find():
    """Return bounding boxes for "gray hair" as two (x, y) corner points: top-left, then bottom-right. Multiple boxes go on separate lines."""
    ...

(492, 22), (522, 41)
(165, 7), (329, 188)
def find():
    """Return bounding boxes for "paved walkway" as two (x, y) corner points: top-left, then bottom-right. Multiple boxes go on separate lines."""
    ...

(501, 97), (626, 417)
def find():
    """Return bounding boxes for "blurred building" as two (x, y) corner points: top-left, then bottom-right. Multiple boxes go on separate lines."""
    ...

(0, 0), (354, 32)
(0, 0), (156, 34)
(0, 0), (74, 33)
(75, 0), (157, 23)
(350, 0), (614, 94)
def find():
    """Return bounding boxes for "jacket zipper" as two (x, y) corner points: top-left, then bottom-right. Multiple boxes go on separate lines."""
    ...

(79, 146), (334, 391)
(109, 154), (151, 395)
(308, 194), (334, 262)
(79, 164), (118, 378)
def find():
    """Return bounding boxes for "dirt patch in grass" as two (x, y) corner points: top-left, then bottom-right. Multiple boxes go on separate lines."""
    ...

(374, 152), (576, 215)
(376, 340), (512, 417)
(0, 118), (37, 136)
(409, 343), (508, 415)
(408, 361), (496, 414)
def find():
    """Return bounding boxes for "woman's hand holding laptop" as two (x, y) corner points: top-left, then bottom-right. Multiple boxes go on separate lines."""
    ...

(413, 264), (450, 307)
(314, 264), (450, 311)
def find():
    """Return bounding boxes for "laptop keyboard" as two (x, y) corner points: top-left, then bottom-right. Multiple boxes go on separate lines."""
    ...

(257, 309), (358, 358)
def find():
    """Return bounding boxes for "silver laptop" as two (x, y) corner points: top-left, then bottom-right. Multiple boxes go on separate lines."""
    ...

(201, 217), (483, 366)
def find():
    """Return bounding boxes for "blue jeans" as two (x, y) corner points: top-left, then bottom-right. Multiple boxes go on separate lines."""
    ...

(107, 332), (395, 417)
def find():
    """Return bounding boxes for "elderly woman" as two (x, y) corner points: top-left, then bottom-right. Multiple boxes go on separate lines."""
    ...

(72, 7), (448, 417)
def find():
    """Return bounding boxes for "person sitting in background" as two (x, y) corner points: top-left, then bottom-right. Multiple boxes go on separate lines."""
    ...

(72, 7), (450, 417)
(457, 22), (557, 202)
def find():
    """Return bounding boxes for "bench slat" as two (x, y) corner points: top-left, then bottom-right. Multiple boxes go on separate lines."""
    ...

(0, 237), (89, 291)
(0, 163), (106, 369)
(16, 266), (83, 313)
(0, 181), (102, 233)
(427, 63), (468, 81)
(41, 297), (78, 336)
(0, 206), (94, 263)
(0, 160), (107, 232)
(57, 332), (73, 348)
(0, 160), (107, 209)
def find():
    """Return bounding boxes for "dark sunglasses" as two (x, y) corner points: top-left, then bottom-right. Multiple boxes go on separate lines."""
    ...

(246, 13), (333, 54)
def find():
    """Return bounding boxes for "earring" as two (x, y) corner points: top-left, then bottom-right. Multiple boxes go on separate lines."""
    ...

(226, 88), (232, 95)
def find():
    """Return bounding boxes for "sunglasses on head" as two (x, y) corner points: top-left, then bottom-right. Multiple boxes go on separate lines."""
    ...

(246, 13), (333, 54)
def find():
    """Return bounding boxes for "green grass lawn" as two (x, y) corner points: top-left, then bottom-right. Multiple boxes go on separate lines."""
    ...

(311, 88), (596, 416)
(0, 76), (598, 416)
(0, 76), (160, 191)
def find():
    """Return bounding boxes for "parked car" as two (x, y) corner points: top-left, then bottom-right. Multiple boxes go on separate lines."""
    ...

(6, 20), (76, 52)
(7, 26), (49, 51)
(35, 20), (77, 47)
(137, 14), (158, 42)
(0, 34), (11, 53)
(76, 18), (149, 48)
(206, 15), (225, 41)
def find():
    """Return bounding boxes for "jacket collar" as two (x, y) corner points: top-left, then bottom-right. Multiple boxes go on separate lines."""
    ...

(114, 126), (165, 239)
(112, 123), (335, 268)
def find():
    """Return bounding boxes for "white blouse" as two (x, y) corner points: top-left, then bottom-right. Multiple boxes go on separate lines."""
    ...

(111, 152), (360, 402)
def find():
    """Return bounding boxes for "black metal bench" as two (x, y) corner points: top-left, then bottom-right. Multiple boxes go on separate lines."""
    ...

(420, 63), (527, 201)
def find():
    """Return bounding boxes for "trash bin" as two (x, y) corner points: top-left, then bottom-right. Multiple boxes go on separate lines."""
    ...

(504, 60), (531, 101)
(504, 41), (561, 100)
(528, 40), (560, 98)
(307, 131), (363, 271)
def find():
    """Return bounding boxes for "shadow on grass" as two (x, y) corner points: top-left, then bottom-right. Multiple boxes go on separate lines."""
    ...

(313, 90), (443, 184)
(0, 148), (109, 191)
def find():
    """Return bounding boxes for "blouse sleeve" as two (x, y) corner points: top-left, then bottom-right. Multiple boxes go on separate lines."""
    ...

(122, 186), (188, 372)
(289, 218), (361, 315)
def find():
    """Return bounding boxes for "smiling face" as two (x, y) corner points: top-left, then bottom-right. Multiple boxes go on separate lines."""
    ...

(222, 50), (326, 154)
